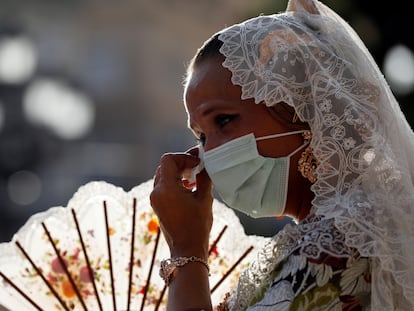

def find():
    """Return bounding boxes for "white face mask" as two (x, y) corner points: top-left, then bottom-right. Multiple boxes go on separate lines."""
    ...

(200, 130), (308, 218)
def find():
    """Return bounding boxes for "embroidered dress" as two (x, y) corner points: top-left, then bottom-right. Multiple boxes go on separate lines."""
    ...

(221, 213), (371, 310)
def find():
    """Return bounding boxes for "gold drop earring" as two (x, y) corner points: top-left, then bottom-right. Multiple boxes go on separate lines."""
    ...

(298, 131), (318, 183)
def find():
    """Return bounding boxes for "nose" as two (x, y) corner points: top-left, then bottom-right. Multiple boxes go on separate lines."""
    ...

(202, 131), (236, 151)
(203, 136), (227, 152)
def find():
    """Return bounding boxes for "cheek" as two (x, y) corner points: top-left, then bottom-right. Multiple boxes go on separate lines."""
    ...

(252, 115), (304, 158)
(246, 112), (280, 137)
(256, 140), (282, 158)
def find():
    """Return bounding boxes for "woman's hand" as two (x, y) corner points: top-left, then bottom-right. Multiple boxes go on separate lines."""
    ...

(150, 151), (213, 260)
(150, 151), (214, 310)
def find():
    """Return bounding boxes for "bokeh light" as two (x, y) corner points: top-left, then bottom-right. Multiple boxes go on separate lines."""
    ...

(0, 36), (37, 84)
(7, 170), (42, 206)
(383, 44), (414, 96)
(23, 78), (95, 140)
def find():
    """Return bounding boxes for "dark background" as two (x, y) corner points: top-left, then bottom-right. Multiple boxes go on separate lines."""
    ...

(0, 0), (413, 243)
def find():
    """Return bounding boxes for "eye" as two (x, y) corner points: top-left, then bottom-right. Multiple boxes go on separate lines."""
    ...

(215, 114), (238, 128)
(194, 114), (238, 146)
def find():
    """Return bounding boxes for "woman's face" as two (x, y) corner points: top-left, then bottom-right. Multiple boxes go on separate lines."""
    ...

(184, 56), (303, 157)
(184, 56), (313, 220)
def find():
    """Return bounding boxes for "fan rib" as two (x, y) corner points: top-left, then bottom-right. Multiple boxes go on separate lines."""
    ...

(209, 225), (228, 256)
(71, 209), (104, 311)
(127, 198), (137, 311)
(103, 201), (117, 311)
(210, 246), (254, 294)
(15, 240), (70, 311)
(154, 285), (167, 311)
(41, 222), (88, 311)
(0, 271), (44, 311)
(140, 227), (161, 311)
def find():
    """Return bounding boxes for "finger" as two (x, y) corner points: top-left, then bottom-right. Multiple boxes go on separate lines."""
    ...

(159, 153), (200, 184)
(153, 165), (161, 187)
(185, 145), (200, 157)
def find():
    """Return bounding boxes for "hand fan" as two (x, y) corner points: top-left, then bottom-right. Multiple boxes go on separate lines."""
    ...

(0, 179), (269, 310)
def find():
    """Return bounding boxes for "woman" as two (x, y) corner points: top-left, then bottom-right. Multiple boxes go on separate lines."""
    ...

(150, 0), (414, 310)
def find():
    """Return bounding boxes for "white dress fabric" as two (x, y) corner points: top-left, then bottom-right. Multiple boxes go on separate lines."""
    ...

(216, 0), (414, 310)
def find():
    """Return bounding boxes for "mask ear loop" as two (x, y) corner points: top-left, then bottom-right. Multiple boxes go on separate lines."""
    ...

(287, 139), (310, 158)
(256, 130), (310, 158)
(256, 129), (308, 141)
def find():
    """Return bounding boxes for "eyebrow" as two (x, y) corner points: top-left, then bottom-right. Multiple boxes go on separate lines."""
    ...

(197, 99), (240, 115)
(201, 106), (219, 117)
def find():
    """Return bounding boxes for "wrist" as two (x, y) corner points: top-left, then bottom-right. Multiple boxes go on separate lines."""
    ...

(160, 256), (210, 286)
(170, 244), (209, 261)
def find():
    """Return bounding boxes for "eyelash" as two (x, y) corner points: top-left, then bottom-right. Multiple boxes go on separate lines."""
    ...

(215, 114), (238, 128)
(196, 114), (238, 145)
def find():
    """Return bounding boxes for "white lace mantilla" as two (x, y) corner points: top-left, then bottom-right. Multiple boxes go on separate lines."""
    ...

(217, 0), (414, 309)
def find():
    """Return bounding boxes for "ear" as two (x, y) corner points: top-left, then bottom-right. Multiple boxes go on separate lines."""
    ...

(286, 0), (320, 14)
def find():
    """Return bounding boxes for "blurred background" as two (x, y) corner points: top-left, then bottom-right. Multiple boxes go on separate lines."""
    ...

(0, 0), (414, 244)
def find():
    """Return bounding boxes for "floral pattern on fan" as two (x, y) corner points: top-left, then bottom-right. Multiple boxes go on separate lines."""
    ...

(0, 180), (269, 311)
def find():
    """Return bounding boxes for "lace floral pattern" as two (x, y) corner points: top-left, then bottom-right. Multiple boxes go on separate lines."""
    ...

(217, 0), (414, 309)
(225, 213), (368, 310)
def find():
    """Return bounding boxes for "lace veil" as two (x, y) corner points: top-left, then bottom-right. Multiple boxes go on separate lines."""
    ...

(216, 0), (414, 309)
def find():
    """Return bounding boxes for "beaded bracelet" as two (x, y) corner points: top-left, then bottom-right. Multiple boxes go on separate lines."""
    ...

(159, 256), (210, 285)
